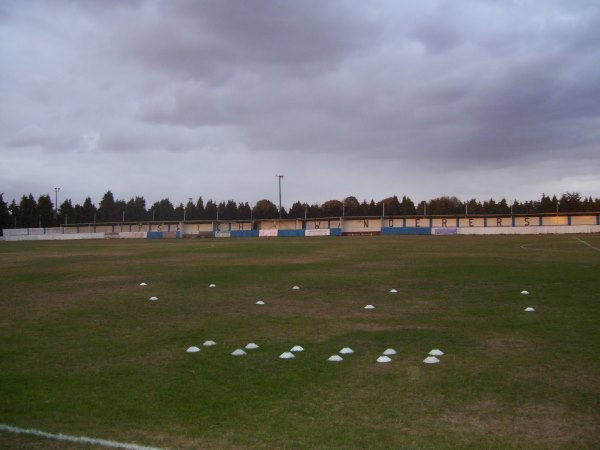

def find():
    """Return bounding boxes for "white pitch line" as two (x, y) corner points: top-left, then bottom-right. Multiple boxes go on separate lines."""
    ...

(0, 424), (163, 450)
(573, 236), (600, 253)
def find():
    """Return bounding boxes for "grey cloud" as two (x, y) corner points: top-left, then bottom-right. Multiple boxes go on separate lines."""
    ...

(120, 0), (379, 82)
(1, 0), (599, 205)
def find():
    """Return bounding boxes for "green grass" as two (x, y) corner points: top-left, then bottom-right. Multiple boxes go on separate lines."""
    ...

(1, 235), (599, 449)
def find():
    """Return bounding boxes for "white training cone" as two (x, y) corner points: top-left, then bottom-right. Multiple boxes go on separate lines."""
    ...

(245, 343), (259, 350)
(525, 307), (535, 312)
(364, 304), (375, 309)
(377, 356), (392, 363)
(231, 349), (246, 356)
(429, 349), (444, 356)
(339, 347), (354, 355)
(139, 282), (147, 286)
(279, 352), (295, 359)
(186, 346), (200, 353)
(149, 296), (158, 301)
(209, 284), (216, 288)
(390, 288), (398, 293)
(290, 345), (304, 352)
(383, 348), (397, 356)
(203, 340), (216, 347)
(292, 286), (300, 290)
(256, 300), (265, 305)
(423, 356), (440, 364)
(521, 290), (529, 295)
(328, 355), (343, 362)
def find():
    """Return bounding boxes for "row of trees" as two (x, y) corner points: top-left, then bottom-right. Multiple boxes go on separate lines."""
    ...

(1, 191), (599, 230)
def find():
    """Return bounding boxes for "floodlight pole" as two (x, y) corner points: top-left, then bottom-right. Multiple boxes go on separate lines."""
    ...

(54, 187), (60, 215)
(276, 175), (284, 219)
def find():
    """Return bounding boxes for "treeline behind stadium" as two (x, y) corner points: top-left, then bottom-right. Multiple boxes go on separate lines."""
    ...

(1, 191), (599, 230)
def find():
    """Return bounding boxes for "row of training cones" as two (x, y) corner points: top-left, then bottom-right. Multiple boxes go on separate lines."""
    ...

(187, 344), (444, 365)
(144, 282), (399, 303)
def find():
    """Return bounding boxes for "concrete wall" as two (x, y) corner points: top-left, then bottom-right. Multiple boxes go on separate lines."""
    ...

(4, 232), (105, 241)
(306, 219), (342, 230)
(341, 218), (379, 233)
(3, 214), (599, 241)
(457, 225), (600, 235)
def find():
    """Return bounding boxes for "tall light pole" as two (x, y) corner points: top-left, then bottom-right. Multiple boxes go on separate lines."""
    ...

(54, 187), (60, 216)
(276, 175), (284, 219)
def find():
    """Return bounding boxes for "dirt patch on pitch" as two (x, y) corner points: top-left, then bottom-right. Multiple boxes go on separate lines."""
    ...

(440, 400), (599, 448)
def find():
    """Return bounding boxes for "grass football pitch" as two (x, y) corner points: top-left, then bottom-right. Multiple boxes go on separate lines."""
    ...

(1, 235), (599, 449)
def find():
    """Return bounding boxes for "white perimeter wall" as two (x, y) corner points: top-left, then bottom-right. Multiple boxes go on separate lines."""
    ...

(4, 232), (105, 241)
(456, 225), (600, 235)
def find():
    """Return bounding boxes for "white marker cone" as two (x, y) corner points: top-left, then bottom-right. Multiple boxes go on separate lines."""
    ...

(328, 355), (343, 362)
(364, 304), (375, 309)
(231, 349), (246, 356)
(382, 348), (397, 356)
(290, 345), (304, 352)
(186, 346), (200, 353)
(390, 288), (398, 293)
(524, 307), (535, 312)
(429, 349), (444, 356)
(292, 286), (300, 290)
(256, 300), (265, 305)
(423, 356), (440, 364)
(339, 347), (354, 355)
(149, 296), (158, 301)
(139, 282), (147, 286)
(279, 352), (295, 359)
(521, 290), (529, 295)
(245, 343), (259, 350)
(203, 340), (216, 346)
(209, 283), (216, 288)
(377, 355), (392, 363)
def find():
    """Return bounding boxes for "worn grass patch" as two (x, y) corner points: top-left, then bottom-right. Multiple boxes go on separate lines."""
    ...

(1, 235), (599, 449)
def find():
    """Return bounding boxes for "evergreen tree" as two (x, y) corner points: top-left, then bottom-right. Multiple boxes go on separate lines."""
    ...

(288, 201), (306, 219)
(125, 196), (147, 221)
(183, 198), (195, 221)
(18, 194), (37, 227)
(174, 203), (185, 221)
(0, 193), (11, 233)
(58, 199), (74, 225)
(497, 198), (510, 214)
(8, 200), (19, 228)
(400, 196), (417, 215)
(98, 191), (119, 222)
(538, 194), (554, 213)
(560, 192), (582, 212)
(79, 197), (97, 223)
(224, 200), (238, 220)
(380, 196), (401, 216)
(150, 198), (176, 221)
(195, 197), (206, 220)
(238, 202), (251, 220)
(37, 194), (55, 227)
(205, 200), (217, 220)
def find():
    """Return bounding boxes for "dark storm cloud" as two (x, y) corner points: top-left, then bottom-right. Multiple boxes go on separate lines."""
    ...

(1, 0), (599, 205)
(125, 0), (600, 167)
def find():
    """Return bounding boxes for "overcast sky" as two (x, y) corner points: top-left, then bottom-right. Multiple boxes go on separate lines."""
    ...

(1, 0), (599, 208)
